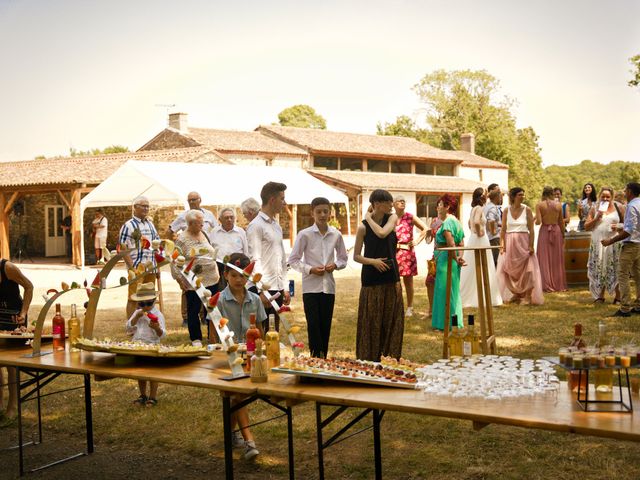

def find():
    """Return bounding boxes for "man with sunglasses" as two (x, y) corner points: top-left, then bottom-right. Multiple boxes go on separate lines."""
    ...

(167, 191), (217, 240)
(118, 196), (160, 317)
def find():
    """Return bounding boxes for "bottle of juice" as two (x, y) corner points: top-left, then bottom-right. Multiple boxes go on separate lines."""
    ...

(265, 314), (280, 369)
(463, 314), (480, 356)
(448, 315), (462, 358)
(245, 313), (261, 371)
(52, 303), (66, 352)
(67, 304), (81, 352)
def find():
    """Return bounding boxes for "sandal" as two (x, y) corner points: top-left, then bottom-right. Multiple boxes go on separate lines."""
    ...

(145, 398), (158, 407)
(133, 395), (148, 406)
(593, 298), (605, 304)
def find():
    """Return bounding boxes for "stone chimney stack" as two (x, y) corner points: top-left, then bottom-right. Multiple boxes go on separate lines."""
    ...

(168, 112), (188, 134)
(460, 133), (475, 154)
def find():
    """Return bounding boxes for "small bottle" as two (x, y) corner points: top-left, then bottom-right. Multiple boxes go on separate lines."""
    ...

(462, 315), (476, 357)
(245, 313), (261, 371)
(265, 314), (280, 369)
(448, 315), (462, 358)
(52, 303), (66, 352)
(67, 304), (81, 352)
(250, 339), (268, 383)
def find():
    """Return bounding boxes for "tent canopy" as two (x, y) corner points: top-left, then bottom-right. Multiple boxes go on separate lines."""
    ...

(79, 161), (350, 267)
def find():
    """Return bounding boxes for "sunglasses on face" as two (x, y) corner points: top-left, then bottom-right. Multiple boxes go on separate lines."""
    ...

(138, 300), (155, 307)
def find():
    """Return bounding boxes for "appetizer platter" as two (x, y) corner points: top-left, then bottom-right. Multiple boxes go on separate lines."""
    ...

(74, 337), (210, 358)
(0, 326), (57, 340)
(272, 355), (423, 389)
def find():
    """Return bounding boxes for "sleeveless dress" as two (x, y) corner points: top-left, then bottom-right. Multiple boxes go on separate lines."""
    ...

(431, 216), (464, 330)
(395, 212), (418, 277)
(496, 207), (544, 305)
(356, 215), (404, 361)
(459, 206), (503, 308)
(0, 259), (24, 331)
(536, 200), (568, 292)
(587, 208), (622, 299)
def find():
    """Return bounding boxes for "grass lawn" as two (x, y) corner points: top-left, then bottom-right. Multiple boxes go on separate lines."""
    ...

(3, 274), (640, 479)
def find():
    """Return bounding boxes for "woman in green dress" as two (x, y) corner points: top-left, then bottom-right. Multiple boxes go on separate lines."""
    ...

(431, 194), (466, 330)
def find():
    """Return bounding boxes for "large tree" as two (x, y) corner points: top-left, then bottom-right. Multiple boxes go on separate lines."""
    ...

(379, 69), (546, 196)
(277, 104), (327, 129)
(629, 54), (640, 88)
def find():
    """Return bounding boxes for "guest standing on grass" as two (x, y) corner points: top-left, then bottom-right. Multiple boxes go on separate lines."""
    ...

(210, 207), (248, 290)
(601, 182), (640, 317)
(484, 188), (503, 266)
(585, 186), (624, 304)
(497, 187), (544, 305)
(289, 197), (348, 358)
(577, 183), (597, 231)
(393, 195), (427, 318)
(431, 194), (466, 331)
(554, 188), (571, 231)
(240, 197), (261, 224)
(353, 189), (404, 361)
(247, 182), (290, 332)
(535, 186), (567, 293)
(424, 209), (444, 319)
(91, 209), (108, 263)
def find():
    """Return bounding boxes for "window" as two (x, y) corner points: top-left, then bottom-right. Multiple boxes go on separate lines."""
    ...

(415, 163), (434, 175)
(435, 163), (455, 176)
(340, 158), (362, 171)
(390, 161), (412, 174)
(479, 169), (483, 181)
(367, 159), (389, 173)
(416, 194), (440, 219)
(313, 156), (338, 170)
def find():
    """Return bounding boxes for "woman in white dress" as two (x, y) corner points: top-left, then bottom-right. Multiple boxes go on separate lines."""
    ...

(584, 186), (625, 303)
(460, 188), (503, 308)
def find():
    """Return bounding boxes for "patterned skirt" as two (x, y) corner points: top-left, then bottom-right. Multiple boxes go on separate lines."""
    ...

(396, 248), (418, 277)
(356, 282), (404, 361)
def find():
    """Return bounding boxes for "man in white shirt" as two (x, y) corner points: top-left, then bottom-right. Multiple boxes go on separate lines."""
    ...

(210, 207), (248, 289)
(167, 191), (217, 240)
(288, 197), (348, 357)
(246, 182), (290, 331)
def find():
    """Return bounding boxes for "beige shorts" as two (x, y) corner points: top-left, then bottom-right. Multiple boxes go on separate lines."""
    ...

(94, 236), (107, 249)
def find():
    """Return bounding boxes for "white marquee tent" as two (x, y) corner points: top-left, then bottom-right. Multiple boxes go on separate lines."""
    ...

(79, 160), (350, 266)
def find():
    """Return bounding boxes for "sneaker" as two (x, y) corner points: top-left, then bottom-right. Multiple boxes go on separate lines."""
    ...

(243, 441), (259, 460)
(405, 307), (413, 318)
(192, 340), (203, 347)
(611, 309), (631, 317)
(232, 432), (245, 449)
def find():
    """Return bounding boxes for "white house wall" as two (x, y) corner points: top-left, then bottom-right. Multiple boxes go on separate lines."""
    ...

(459, 166), (509, 191)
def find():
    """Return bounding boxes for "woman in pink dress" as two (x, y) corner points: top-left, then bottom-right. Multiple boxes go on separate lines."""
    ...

(535, 186), (568, 292)
(497, 187), (544, 305)
(394, 196), (427, 318)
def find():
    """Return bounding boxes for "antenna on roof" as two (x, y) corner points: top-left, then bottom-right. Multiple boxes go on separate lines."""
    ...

(155, 104), (176, 125)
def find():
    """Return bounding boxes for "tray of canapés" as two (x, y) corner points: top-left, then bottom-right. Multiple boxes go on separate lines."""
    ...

(0, 325), (60, 340)
(73, 337), (210, 358)
(272, 355), (423, 389)
(545, 346), (640, 370)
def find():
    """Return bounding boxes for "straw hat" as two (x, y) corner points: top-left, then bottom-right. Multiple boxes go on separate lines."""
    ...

(130, 282), (157, 301)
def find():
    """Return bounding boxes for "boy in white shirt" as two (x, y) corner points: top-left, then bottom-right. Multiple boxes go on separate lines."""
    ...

(126, 282), (166, 407)
(288, 197), (348, 358)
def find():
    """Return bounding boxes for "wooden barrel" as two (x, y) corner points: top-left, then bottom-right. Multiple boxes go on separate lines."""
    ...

(564, 231), (591, 285)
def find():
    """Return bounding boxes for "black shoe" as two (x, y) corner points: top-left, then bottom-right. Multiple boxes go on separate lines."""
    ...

(611, 309), (632, 317)
(632, 309), (640, 315)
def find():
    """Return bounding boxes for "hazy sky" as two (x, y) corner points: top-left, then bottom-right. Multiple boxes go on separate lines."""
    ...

(1, 0), (639, 166)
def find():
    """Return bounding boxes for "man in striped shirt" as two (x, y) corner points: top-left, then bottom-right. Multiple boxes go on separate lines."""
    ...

(118, 196), (160, 316)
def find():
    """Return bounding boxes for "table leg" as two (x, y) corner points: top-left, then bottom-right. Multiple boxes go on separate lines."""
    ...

(222, 395), (234, 480)
(84, 374), (94, 454)
(474, 250), (487, 353)
(315, 403), (325, 480)
(17, 366), (24, 477)
(480, 250), (496, 354)
(373, 409), (383, 480)
(287, 405), (294, 480)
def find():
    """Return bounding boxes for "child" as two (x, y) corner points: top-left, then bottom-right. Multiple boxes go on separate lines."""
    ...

(288, 197), (348, 358)
(126, 282), (166, 407)
(215, 252), (266, 460)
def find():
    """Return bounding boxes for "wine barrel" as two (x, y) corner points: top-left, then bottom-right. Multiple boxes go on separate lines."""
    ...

(564, 231), (591, 285)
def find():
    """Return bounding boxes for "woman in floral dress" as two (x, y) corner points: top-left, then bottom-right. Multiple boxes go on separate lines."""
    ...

(585, 186), (624, 303)
(394, 196), (427, 318)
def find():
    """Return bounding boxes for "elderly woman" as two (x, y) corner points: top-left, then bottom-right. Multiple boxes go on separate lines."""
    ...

(172, 209), (220, 346)
(240, 197), (261, 224)
(431, 194), (466, 331)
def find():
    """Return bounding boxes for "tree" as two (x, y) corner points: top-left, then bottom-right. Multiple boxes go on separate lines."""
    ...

(69, 145), (129, 157)
(378, 69), (546, 196)
(376, 115), (432, 143)
(277, 105), (327, 129)
(629, 54), (640, 88)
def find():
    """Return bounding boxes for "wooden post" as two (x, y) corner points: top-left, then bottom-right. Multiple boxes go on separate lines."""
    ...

(0, 193), (10, 259)
(71, 188), (82, 266)
(480, 250), (496, 354)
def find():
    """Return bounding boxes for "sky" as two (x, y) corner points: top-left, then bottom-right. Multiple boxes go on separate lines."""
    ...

(0, 0), (639, 167)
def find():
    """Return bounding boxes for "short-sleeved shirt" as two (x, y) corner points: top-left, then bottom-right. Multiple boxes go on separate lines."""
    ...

(170, 208), (217, 239)
(216, 286), (267, 341)
(210, 225), (248, 262)
(484, 201), (502, 241)
(92, 215), (108, 240)
(623, 197), (640, 244)
(118, 216), (160, 267)
(126, 306), (166, 344)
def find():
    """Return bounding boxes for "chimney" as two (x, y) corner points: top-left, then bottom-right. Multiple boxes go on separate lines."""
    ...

(460, 133), (475, 154)
(168, 112), (188, 134)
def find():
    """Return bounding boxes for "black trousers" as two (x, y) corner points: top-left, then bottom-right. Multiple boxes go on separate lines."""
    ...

(489, 237), (500, 266)
(248, 286), (283, 332)
(186, 285), (218, 342)
(303, 292), (335, 358)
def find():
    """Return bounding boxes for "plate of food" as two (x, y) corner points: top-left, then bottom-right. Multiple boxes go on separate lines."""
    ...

(74, 337), (209, 358)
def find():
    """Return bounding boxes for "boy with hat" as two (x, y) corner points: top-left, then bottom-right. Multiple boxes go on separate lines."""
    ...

(126, 282), (165, 406)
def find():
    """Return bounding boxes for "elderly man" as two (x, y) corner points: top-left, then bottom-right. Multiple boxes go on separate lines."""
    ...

(240, 197), (261, 224)
(246, 182), (290, 331)
(168, 191), (217, 240)
(484, 187), (503, 265)
(118, 196), (160, 317)
(210, 207), (248, 289)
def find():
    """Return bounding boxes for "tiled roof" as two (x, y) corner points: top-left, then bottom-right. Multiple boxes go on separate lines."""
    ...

(0, 147), (227, 188)
(258, 125), (507, 169)
(187, 128), (308, 156)
(309, 170), (484, 194)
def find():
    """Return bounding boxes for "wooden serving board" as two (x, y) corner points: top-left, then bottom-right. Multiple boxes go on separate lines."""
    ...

(271, 367), (418, 389)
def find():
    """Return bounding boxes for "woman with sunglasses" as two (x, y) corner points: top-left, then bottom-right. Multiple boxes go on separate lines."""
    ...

(126, 282), (166, 406)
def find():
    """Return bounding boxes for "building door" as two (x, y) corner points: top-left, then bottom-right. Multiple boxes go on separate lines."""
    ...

(45, 205), (67, 257)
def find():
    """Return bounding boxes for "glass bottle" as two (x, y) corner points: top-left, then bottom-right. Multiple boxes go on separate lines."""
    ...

(568, 323), (587, 393)
(463, 315), (480, 356)
(245, 313), (261, 371)
(265, 314), (280, 369)
(448, 315), (462, 358)
(52, 303), (66, 352)
(250, 339), (268, 383)
(67, 304), (81, 352)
